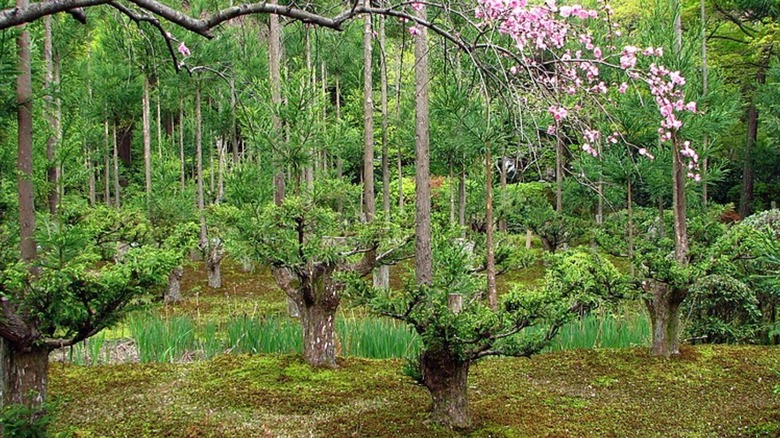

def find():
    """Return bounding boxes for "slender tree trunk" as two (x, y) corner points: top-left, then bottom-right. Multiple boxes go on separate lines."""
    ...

(210, 138), (215, 198)
(2, 346), (49, 408)
(374, 14), (391, 289)
(485, 148), (497, 310)
(17, 0), (35, 263)
(701, 0), (709, 206)
(196, 83), (206, 247)
(112, 122), (121, 208)
(104, 120), (111, 206)
(420, 347), (470, 428)
(217, 138), (225, 203)
(363, 1), (375, 223)
(143, 75), (152, 209)
(270, 3), (285, 206)
(740, 85), (763, 219)
(414, 6), (432, 286)
(627, 179), (634, 276)
(335, 74), (344, 216)
(156, 90), (162, 157)
(449, 158), (456, 225)
(87, 145), (96, 206)
(165, 266), (184, 304)
(230, 77), (239, 163)
(44, 16), (59, 216)
(672, 146), (689, 264)
(499, 160), (507, 232)
(180, 98), (185, 190)
(555, 126), (563, 213)
(458, 164), (466, 230)
(396, 32), (406, 211)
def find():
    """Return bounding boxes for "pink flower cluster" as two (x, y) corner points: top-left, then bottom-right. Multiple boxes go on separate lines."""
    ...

(475, 0), (702, 179)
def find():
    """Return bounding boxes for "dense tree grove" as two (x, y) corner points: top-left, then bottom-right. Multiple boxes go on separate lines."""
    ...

(1, 0), (780, 431)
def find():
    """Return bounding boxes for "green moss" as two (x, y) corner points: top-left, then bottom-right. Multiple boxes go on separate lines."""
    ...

(48, 346), (780, 437)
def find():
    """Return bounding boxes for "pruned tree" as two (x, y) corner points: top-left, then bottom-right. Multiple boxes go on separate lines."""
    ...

(350, 239), (627, 428)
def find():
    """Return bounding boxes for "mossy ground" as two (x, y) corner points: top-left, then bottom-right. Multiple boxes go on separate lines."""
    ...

(49, 259), (780, 436)
(49, 345), (780, 437)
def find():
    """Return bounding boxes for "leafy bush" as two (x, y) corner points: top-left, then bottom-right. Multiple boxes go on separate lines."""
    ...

(0, 402), (54, 438)
(684, 274), (762, 343)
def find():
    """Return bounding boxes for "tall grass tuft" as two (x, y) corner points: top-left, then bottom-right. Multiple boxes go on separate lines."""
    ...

(545, 309), (650, 352)
(128, 313), (197, 362)
(338, 318), (420, 359)
(225, 316), (301, 354)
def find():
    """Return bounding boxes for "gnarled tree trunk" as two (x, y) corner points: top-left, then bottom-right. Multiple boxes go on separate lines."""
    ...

(165, 266), (183, 304)
(206, 242), (224, 289)
(1, 344), (49, 408)
(420, 347), (470, 428)
(272, 266), (340, 368)
(645, 281), (684, 357)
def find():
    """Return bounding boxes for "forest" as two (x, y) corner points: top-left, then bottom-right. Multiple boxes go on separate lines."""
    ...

(1, 0), (780, 435)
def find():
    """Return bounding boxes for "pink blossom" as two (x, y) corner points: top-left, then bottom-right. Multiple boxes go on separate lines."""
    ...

(178, 42), (190, 57)
(408, 26), (422, 36)
(685, 101), (697, 112)
(669, 71), (686, 85)
(509, 66), (518, 75)
(549, 105), (568, 120)
(618, 82), (628, 93)
(410, 2), (424, 11)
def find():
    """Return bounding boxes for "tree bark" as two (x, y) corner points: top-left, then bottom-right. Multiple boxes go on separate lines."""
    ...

(555, 125), (563, 213)
(165, 266), (183, 304)
(143, 74), (152, 209)
(87, 145), (96, 206)
(112, 122), (121, 208)
(179, 97), (185, 190)
(206, 242), (223, 289)
(700, 0), (709, 206)
(269, 1), (285, 206)
(196, 83), (206, 247)
(2, 346), (49, 408)
(414, 5), (432, 286)
(420, 347), (470, 428)
(272, 266), (340, 368)
(396, 31), (406, 211)
(485, 148), (497, 310)
(374, 14), (391, 290)
(458, 164), (466, 231)
(17, 0), (36, 263)
(645, 281), (684, 357)
(44, 15), (59, 216)
(499, 153), (507, 232)
(104, 120), (111, 206)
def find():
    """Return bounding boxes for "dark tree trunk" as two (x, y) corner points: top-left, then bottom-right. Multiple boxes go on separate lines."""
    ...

(1, 345), (49, 408)
(420, 347), (470, 428)
(739, 101), (758, 219)
(739, 52), (768, 219)
(645, 281), (684, 357)
(165, 266), (183, 304)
